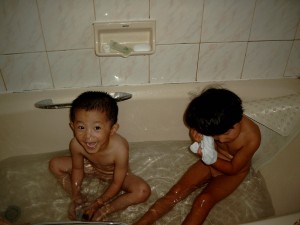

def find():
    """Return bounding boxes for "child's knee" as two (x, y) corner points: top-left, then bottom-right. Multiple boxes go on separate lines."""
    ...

(48, 157), (62, 175)
(141, 183), (151, 201)
(135, 183), (151, 203)
(48, 158), (57, 173)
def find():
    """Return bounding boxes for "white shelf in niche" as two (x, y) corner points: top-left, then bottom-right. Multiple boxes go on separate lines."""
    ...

(93, 20), (156, 57)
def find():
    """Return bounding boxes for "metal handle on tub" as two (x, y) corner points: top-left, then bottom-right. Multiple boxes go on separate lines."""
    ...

(34, 92), (132, 109)
(34, 222), (129, 225)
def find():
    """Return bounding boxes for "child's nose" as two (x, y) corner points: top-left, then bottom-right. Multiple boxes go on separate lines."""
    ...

(84, 129), (93, 140)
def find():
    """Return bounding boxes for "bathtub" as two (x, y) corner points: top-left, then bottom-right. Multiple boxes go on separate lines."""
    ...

(0, 78), (300, 224)
(239, 212), (300, 225)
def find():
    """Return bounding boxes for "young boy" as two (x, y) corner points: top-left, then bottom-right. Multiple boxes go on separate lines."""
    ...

(49, 91), (150, 221)
(133, 87), (261, 225)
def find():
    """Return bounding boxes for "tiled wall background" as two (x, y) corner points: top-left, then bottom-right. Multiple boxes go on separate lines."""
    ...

(0, 0), (300, 94)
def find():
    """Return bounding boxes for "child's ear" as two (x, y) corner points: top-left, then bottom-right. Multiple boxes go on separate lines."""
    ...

(110, 123), (119, 135)
(190, 128), (202, 142)
(69, 122), (74, 130)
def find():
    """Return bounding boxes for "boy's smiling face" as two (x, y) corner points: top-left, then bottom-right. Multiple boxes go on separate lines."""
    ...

(70, 109), (118, 154)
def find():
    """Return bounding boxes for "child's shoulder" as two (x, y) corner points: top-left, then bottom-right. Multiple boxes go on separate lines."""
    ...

(113, 132), (128, 142)
(243, 116), (260, 135)
(111, 133), (129, 149)
(69, 137), (83, 151)
(109, 134), (129, 161)
(241, 116), (261, 148)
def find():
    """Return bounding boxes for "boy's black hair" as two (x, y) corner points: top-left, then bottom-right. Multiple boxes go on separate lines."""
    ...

(184, 87), (243, 136)
(70, 91), (118, 125)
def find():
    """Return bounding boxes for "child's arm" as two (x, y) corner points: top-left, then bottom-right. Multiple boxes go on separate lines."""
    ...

(69, 138), (85, 204)
(212, 133), (260, 175)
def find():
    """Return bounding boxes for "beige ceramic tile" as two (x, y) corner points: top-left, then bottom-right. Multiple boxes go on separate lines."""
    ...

(0, 53), (53, 92)
(197, 42), (247, 81)
(201, 0), (255, 42)
(1, 0), (298, 94)
(150, 44), (198, 83)
(0, 0), (45, 54)
(285, 41), (300, 77)
(38, 0), (95, 51)
(242, 41), (293, 79)
(0, 73), (6, 93)
(100, 56), (149, 86)
(48, 49), (100, 88)
(250, 0), (300, 41)
(94, 0), (149, 21)
(150, 0), (203, 44)
(295, 22), (300, 40)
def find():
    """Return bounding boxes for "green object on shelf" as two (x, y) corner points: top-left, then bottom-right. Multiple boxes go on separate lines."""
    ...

(109, 40), (133, 57)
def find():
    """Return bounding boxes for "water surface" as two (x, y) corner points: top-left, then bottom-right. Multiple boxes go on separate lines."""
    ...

(0, 141), (274, 225)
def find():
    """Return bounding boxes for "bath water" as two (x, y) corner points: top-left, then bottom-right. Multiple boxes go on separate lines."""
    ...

(0, 141), (274, 225)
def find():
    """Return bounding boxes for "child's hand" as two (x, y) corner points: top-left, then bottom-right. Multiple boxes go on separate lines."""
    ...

(68, 201), (77, 220)
(68, 196), (87, 220)
(82, 200), (102, 221)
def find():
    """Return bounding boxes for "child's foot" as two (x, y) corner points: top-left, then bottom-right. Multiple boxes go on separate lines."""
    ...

(91, 204), (111, 221)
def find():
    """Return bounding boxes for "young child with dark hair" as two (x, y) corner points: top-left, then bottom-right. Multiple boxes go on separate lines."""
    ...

(134, 87), (261, 225)
(49, 91), (150, 221)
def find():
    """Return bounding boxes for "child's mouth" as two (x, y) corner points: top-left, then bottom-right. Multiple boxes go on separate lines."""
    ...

(86, 142), (97, 149)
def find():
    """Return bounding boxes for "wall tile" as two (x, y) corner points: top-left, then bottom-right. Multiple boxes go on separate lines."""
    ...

(0, 53), (53, 92)
(94, 0), (149, 21)
(38, 0), (95, 51)
(150, 44), (198, 83)
(201, 0), (255, 42)
(242, 41), (293, 79)
(296, 22), (300, 40)
(0, 1), (299, 95)
(48, 49), (100, 89)
(0, 72), (6, 93)
(197, 42), (247, 81)
(150, 0), (203, 44)
(250, 0), (300, 41)
(285, 41), (300, 77)
(0, 0), (45, 54)
(100, 56), (149, 86)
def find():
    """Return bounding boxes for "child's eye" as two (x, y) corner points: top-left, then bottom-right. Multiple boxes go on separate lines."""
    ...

(95, 126), (101, 130)
(77, 125), (84, 130)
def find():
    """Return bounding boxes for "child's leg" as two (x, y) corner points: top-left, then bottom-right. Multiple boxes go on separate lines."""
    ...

(49, 156), (89, 220)
(133, 160), (212, 225)
(91, 173), (151, 221)
(48, 156), (72, 194)
(182, 171), (248, 225)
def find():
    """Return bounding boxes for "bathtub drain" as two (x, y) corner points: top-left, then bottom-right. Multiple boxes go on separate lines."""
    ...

(4, 205), (21, 223)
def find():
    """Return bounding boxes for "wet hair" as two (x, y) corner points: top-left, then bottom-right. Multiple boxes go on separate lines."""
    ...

(70, 91), (118, 125)
(184, 87), (243, 136)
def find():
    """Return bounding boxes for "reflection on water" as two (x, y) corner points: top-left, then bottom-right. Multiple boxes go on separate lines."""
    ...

(0, 141), (274, 225)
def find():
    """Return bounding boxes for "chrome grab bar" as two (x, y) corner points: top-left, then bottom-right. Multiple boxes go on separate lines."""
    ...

(35, 92), (132, 109)
(34, 222), (128, 225)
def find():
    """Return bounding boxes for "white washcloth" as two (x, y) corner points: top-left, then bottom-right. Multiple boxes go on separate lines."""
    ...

(190, 135), (217, 165)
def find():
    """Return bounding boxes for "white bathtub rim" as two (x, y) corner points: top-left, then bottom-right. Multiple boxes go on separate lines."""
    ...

(238, 211), (300, 224)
